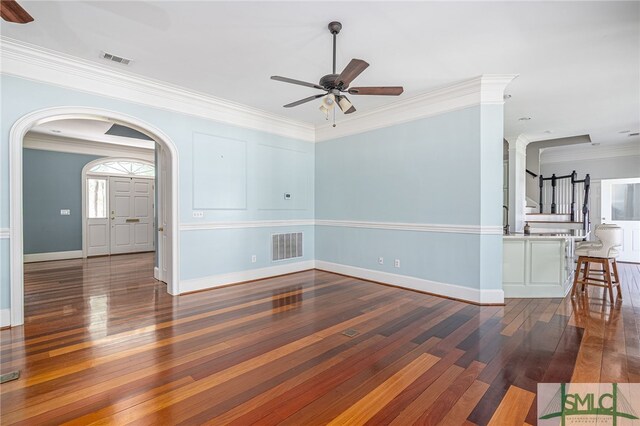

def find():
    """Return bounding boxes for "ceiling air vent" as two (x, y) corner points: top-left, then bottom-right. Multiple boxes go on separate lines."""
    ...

(100, 51), (131, 65)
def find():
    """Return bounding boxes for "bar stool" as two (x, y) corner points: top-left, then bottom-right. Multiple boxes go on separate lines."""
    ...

(571, 224), (623, 303)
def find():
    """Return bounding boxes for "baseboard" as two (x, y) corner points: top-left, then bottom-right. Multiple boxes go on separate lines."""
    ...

(0, 309), (10, 328)
(314, 261), (504, 305)
(180, 260), (316, 294)
(23, 250), (83, 263)
(154, 266), (160, 281)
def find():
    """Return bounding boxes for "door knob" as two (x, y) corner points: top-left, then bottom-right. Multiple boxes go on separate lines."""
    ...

(158, 227), (164, 232)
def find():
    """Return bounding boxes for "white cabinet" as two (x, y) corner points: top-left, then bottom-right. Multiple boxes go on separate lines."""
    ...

(503, 235), (576, 298)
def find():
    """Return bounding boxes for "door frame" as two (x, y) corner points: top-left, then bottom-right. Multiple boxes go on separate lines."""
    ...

(81, 158), (156, 258)
(9, 107), (180, 327)
(601, 177), (640, 263)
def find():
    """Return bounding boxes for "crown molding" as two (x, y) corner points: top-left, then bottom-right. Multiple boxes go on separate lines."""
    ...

(540, 142), (640, 164)
(0, 37), (316, 142)
(1, 38), (517, 144)
(315, 74), (518, 142)
(23, 133), (154, 161)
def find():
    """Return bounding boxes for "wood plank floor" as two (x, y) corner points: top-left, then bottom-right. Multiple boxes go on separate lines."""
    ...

(1, 253), (639, 425)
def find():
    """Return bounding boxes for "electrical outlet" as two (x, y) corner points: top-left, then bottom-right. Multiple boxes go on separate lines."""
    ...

(378, 257), (384, 265)
(60, 209), (70, 216)
(251, 255), (257, 263)
(192, 211), (204, 218)
(394, 259), (401, 268)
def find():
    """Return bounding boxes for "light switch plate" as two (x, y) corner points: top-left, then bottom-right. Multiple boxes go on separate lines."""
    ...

(60, 209), (71, 216)
(192, 211), (204, 218)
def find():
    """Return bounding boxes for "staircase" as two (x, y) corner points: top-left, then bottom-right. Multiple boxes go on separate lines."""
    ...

(525, 171), (591, 233)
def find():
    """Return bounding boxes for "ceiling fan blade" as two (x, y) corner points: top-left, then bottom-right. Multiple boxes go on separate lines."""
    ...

(271, 76), (325, 91)
(336, 95), (356, 114)
(0, 0), (34, 23)
(283, 94), (326, 108)
(348, 87), (404, 96)
(336, 59), (369, 88)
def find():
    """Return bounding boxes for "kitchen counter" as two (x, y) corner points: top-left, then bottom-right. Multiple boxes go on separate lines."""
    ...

(503, 231), (588, 240)
(502, 232), (584, 298)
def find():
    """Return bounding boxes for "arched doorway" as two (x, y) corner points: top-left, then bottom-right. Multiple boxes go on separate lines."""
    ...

(9, 107), (180, 326)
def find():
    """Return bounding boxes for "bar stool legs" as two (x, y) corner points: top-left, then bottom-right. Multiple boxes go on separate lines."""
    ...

(571, 256), (621, 303)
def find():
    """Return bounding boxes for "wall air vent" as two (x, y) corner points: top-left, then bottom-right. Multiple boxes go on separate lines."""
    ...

(100, 51), (131, 65)
(272, 232), (303, 261)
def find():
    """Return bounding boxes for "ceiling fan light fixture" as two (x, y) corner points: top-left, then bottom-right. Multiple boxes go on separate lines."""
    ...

(337, 96), (353, 112)
(319, 104), (330, 119)
(322, 93), (336, 109)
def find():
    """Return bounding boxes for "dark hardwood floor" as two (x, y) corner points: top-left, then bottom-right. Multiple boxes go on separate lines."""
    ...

(1, 253), (638, 425)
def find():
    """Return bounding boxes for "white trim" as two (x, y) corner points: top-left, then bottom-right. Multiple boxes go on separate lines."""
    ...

(315, 74), (518, 142)
(1, 38), (517, 144)
(180, 260), (315, 293)
(314, 261), (504, 305)
(179, 220), (501, 235)
(540, 142), (640, 164)
(315, 220), (503, 235)
(23, 133), (154, 161)
(24, 250), (83, 263)
(0, 309), (10, 328)
(0, 37), (315, 143)
(154, 266), (160, 281)
(10, 106), (180, 327)
(0, 228), (9, 239)
(180, 220), (315, 231)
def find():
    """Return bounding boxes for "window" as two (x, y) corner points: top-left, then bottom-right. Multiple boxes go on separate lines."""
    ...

(87, 178), (107, 219)
(89, 160), (154, 177)
(612, 183), (640, 221)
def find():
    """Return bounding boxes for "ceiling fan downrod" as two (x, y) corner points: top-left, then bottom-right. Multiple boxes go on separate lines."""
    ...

(328, 21), (342, 75)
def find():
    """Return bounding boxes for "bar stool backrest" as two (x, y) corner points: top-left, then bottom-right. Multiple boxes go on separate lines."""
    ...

(594, 224), (623, 258)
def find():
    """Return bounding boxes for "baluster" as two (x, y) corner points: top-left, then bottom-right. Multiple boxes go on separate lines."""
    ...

(570, 170), (577, 221)
(539, 175), (544, 213)
(551, 174), (557, 214)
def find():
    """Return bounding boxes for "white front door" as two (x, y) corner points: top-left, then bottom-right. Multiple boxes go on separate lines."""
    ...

(109, 176), (155, 254)
(601, 178), (640, 263)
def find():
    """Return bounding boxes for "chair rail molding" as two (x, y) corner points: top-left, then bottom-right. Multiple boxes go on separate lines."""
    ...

(0, 37), (315, 142)
(178, 220), (502, 235)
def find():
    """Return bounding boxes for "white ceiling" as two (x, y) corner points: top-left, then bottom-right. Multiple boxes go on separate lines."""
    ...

(2, 1), (638, 146)
(30, 119), (155, 149)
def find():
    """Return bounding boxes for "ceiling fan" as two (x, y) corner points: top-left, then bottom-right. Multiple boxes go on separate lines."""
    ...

(271, 21), (403, 119)
(0, 0), (34, 24)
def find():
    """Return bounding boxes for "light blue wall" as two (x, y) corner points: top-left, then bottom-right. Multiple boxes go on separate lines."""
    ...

(0, 240), (8, 309)
(315, 107), (481, 224)
(0, 75), (315, 310)
(0, 73), (503, 312)
(315, 105), (503, 291)
(22, 149), (103, 254)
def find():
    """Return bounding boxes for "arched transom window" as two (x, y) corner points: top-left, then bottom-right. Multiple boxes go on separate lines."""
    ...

(89, 160), (155, 177)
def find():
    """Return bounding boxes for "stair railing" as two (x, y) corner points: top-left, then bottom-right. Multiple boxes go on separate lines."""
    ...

(538, 170), (591, 232)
